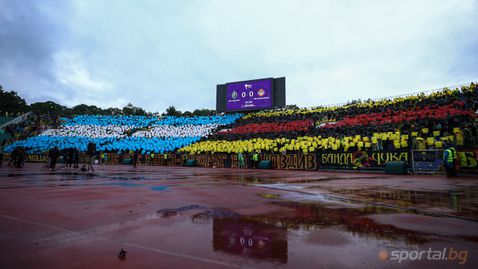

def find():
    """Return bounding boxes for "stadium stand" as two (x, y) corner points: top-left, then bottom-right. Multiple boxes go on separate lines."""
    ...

(3, 114), (243, 154)
(1, 84), (477, 159)
(217, 119), (313, 135)
(180, 83), (478, 154)
(0, 116), (15, 126)
(1, 113), (59, 146)
(154, 115), (242, 126)
(132, 125), (218, 138)
(61, 115), (156, 127)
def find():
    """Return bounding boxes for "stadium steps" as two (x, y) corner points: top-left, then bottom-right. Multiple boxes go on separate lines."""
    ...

(0, 117), (15, 126)
(0, 112), (33, 129)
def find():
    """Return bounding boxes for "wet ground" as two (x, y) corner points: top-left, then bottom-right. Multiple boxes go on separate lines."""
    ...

(0, 163), (477, 269)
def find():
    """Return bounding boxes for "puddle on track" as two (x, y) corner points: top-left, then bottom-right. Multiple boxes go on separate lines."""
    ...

(151, 185), (169, 191)
(327, 187), (478, 219)
(2, 166), (478, 268)
(150, 202), (478, 268)
(156, 205), (207, 218)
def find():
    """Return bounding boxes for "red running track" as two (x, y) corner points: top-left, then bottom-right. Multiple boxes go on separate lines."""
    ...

(1, 164), (477, 269)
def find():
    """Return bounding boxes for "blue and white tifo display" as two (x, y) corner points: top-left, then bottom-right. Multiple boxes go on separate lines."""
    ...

(3, 114), (243, 154)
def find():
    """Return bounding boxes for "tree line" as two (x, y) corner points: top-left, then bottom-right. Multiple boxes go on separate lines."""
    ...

(0, 85), (216, 117)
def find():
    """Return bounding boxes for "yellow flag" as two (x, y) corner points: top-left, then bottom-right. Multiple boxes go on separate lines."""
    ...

(394, 141), (401, 149)
(426, 137), (435, 145)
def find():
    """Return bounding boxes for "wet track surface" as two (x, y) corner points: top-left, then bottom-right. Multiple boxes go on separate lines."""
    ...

(0, 164), (477, 268)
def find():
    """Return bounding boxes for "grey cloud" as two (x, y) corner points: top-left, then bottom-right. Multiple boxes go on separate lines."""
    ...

(0, 0), (477, 112)
(0, 1), (71, 79)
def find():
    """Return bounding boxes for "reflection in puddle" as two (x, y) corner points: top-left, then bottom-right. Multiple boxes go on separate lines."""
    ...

(213, 218), (288, 264)
(157, 205), (206, 218)
(3, 172), (154, 181)
(258, 193), (281, 199)
(102, 182), (143, 187)
(185, 202), (475, 264)
(211, 174), (341, 184)
(328, 187), (478, 219)
(6, 172), (96, 179)
(191, 203), (441, 265)
(192, 208), (240, 221)
(269, 202), (430, 244)
(107, 176), (153, 181)
(215, 175), (281, 184)
(151, 186), (169, 191)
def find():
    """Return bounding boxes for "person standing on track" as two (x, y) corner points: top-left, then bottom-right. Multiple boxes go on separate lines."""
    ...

(238, 152), (245, 168)
(102, 152), (108, 165)
(252, 151), (260, 169)
(48, 146), (60, 170)
(449, 145), (457, 176)
(443, 145), (456, 177)
(182, 153), (187, 166)
(163, 152), (169, 166)
(66, 148), (74, 168)
(133, 150), (139, 168)
(150, 152), (155, 165)
(73, 148), (79, 168)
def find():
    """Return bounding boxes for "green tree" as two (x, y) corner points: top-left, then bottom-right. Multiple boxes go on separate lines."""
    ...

(71, 104), (102, 115)
(29, 101), (67, 116)
(192, 109), (216, 116)
(122, 103), (146, 116)
(122, 103), (135, 115)
(107, 107), (122, 115)
(163, 106), (181, 116)
(0, 85), (28, 115)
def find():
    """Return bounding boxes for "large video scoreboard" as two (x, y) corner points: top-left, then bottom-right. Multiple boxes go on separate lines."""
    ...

(226, 78), (273, 111)
(216, 77), (286, 113)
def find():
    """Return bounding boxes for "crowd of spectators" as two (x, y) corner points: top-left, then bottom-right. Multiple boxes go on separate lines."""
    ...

(61, 115), (157, 127)
(321, 101), (472, 128)
(41, 125), (133, 138)
(2, 114), (242, 154)
(105, 137), (201, 153)
(1, 113), (60, 147)
(132, 124), (217, 138)
(2, 84), (477, 157)
(242, 83), (478, 120)
(5, 136), (117, 154)
(155, 114), (242, 125)
(217, 119), (313, 135)
(181, 83), (478, 154)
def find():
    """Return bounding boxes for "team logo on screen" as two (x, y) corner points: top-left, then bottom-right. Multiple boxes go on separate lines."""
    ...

(231, 90), (238, 99)
(257, 89), (265, 97)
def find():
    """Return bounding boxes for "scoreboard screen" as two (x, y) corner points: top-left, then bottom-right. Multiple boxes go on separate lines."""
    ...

(225, 78), (273, 111)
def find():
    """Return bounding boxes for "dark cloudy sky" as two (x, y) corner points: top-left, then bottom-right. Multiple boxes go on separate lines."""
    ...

(1, 0), (477, 113)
